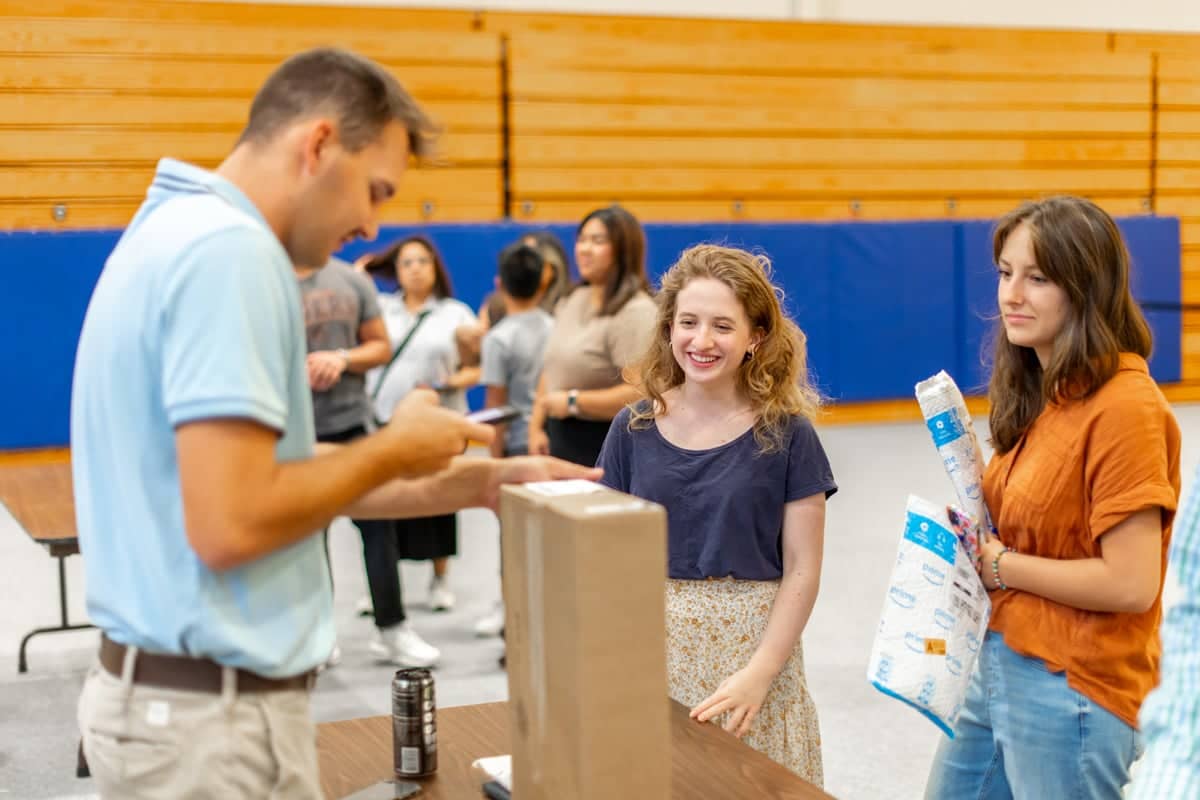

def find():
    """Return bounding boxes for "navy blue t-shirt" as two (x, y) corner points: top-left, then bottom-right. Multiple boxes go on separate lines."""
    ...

(597, 404), (838, 580)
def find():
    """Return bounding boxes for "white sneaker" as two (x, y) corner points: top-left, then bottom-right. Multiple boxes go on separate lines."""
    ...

(355, 595), (373, 617)
(474, 602), (505, 637)
(319, 643), (342, 672)
(369, 623), (440, 668)
(429, 576), (456, 612)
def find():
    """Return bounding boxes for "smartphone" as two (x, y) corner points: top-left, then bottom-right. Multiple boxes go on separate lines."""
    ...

(466, 405), (522, 426)
(341, 779), (422, 799)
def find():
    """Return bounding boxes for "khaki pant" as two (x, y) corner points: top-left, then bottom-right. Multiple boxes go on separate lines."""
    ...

(77, 646), (323, 799)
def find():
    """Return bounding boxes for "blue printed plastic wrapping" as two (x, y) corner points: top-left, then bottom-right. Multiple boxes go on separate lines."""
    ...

(867, 496), (991, 737)
(914, 371), (994, 539)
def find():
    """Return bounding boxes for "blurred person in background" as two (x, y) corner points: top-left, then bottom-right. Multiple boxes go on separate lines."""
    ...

(528, 205), (656, 466)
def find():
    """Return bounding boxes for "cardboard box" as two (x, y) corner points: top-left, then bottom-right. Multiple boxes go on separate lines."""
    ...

(501, 480), (670, 800)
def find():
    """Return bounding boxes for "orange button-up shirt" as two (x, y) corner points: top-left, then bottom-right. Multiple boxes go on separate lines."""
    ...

(984, 353), (1181, 728)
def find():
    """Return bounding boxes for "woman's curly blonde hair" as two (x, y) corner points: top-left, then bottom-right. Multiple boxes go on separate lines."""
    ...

(628, 244), (821, 453)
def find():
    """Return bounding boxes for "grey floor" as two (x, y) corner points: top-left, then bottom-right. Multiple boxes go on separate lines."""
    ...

(2, 406), (1198, 800)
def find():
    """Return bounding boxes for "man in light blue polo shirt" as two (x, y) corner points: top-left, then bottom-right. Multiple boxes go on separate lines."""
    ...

(72, 48), (600, 799)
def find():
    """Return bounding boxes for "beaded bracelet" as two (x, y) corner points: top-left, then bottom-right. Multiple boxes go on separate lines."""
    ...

(992, 547), (1013, 590)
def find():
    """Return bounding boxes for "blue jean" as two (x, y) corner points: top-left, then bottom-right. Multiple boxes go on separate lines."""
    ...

(925, 632), (1141, 800)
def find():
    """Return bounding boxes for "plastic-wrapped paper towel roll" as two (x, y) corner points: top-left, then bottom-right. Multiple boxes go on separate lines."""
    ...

(915, 371), (994, 542)
(867, 496), (991, 737)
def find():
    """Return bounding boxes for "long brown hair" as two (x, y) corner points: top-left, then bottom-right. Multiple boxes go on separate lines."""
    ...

(363, 234), (455, 299)
(577, 205), (651, 316)
(629, 244), (821, 453)
(988, 196), (1152, 453)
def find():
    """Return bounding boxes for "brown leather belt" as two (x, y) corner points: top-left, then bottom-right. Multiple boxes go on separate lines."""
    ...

(99, 634), (314, 694)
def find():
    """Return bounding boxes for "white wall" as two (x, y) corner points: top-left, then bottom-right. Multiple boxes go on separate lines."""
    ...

(815, 0), (1200, 34)
(234, 0), (1200, 33)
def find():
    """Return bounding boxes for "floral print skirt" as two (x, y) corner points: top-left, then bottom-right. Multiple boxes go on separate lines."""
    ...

(665, 577), (824, 786)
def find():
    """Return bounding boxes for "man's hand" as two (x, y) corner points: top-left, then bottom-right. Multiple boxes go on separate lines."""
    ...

(307, 351), (347, 391)
(344, 454), (603, 521)
(479, 456), (602, 509)
(528, 425), (551, 456)
(378, 390), (495, 477)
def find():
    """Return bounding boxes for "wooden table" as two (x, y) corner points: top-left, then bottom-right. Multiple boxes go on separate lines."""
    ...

(0, 455), (95, 673)
(317, 700), (834, 799)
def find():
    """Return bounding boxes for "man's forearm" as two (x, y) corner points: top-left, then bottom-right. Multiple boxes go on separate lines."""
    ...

(345, 456), (492, 519)
(187, 431), (421, 570)
(344, 340), (390, 372)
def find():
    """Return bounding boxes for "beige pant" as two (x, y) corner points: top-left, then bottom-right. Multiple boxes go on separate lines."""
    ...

(77, 646), (323, 800)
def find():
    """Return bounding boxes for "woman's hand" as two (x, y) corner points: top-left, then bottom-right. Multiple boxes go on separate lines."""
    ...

(528, 425), (550, 456)
(689, 663), (775, 738)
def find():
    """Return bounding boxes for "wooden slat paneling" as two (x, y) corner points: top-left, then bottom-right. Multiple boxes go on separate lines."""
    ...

(511, 69), (1149, 109)
(514, 135), (1150, 168)
(2, 19), (499, 63)
(487, 11), (1109, 53)
(1154, 55), (1200, 84)
(1159, 111), (1200, 135)
(1113, 32), (1200, 56)
(514, 167), (1149, 199)
(1157, 137), (1200, 162)
(3, 129), (500, 166)
(3, 55), (499, 99)
(0, 4), (506, 225)
(511, 102), (1150, 136)
(513, 197), (1149, 223)
(1156, 197), (1200, 219)
(1155, 168), (1200, 192)
(1, 164), (500, 203)
(0, 199), (504, 230)
(507, 33), (1149, 79)
(0, 0), (479, 30)
(0, 95), (500, 131)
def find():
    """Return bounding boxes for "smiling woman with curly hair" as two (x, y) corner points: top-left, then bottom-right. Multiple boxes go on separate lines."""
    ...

(597, 244), (836, 784)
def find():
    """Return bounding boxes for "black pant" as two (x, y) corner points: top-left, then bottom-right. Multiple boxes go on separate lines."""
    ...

(546, 416), (614, 467)
(318, 424), (406, 628)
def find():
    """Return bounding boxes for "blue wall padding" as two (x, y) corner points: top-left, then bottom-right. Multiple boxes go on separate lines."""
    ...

(2, 217), (1181, 449)
(829, 222), (958, 402)
(1, 230), (119, 449)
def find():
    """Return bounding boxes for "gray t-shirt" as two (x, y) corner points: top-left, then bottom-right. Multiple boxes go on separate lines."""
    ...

(481, 308), (554, 454)
(299, 258), (381, 437)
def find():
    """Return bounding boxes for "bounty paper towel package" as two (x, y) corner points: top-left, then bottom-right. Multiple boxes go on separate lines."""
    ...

(867, 496), (991, 737)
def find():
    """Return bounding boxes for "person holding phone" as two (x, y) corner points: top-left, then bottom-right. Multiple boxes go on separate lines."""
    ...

(71, 48), (600, 800)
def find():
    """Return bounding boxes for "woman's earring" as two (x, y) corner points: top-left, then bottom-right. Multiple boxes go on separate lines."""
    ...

(743, 350), (754, 363)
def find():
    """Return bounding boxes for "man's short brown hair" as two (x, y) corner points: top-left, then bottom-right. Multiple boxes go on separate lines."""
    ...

(239, 47), (438, 158)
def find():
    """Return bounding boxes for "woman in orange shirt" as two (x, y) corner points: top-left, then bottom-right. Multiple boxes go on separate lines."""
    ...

(925, 196), (1181, 800)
